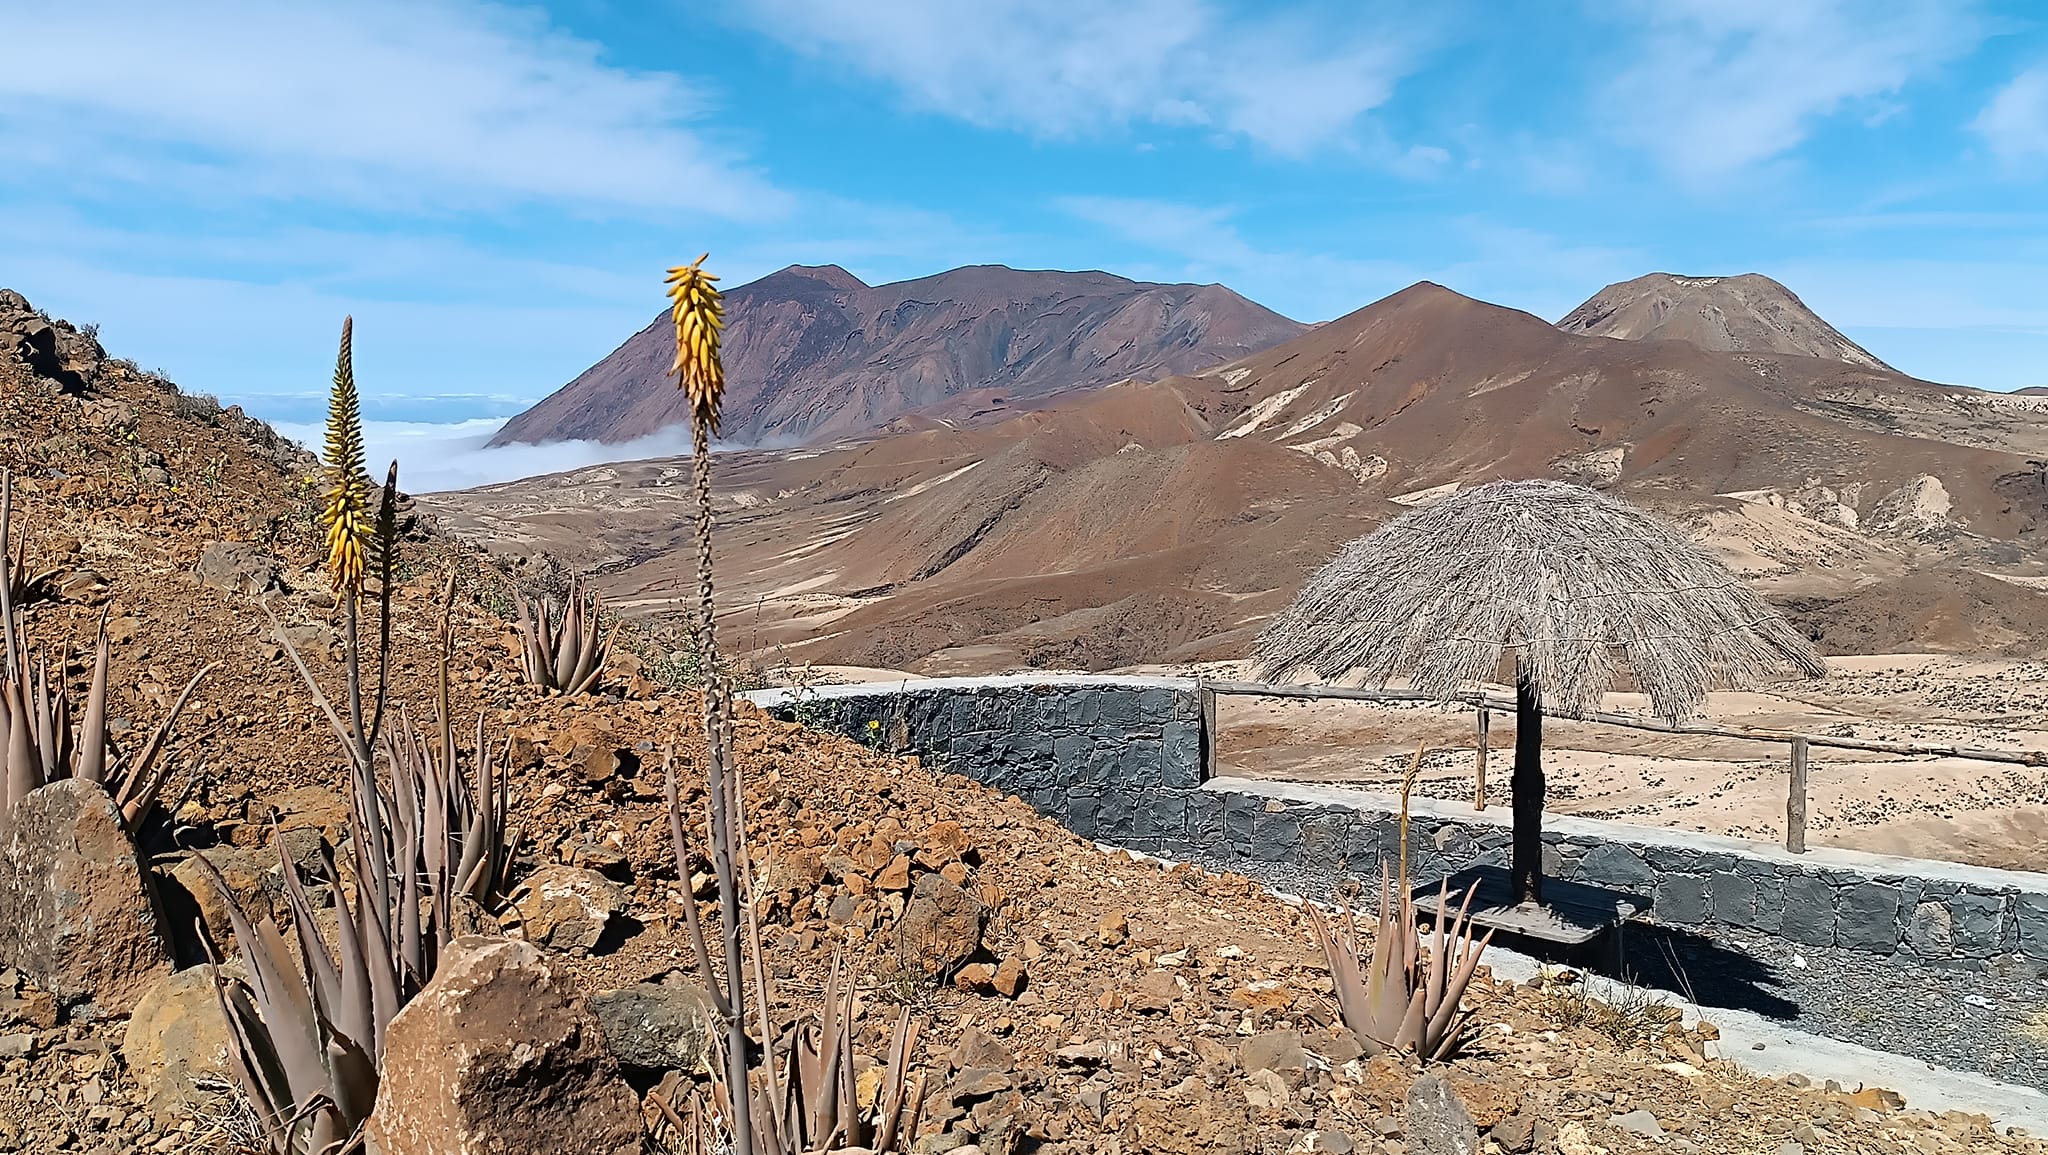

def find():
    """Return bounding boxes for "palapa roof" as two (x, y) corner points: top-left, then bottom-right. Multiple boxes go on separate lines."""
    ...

(1252, 480), (1826, 723)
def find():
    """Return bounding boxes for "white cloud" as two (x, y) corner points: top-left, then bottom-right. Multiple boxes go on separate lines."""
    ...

(1058, 198), (1265, 268)
(733, 0), (1420, 155)
(1600, 1), (1984, 181)
(0, 0), (784, 217)
(1056, 196), (1645, 322)
(271, 418), (728, 493)
(1055, 195), (1415, 318)
(1973, 65), (2048, 161)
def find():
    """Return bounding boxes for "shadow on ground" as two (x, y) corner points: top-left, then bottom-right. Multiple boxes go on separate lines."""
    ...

(1480, 918), (1799, 1020)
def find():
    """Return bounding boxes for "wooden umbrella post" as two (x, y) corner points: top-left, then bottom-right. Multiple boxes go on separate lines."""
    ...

(1786, 737), (1809, 854)
(1474, 707), (1490, 811)
(1511, 663), (1544, 906)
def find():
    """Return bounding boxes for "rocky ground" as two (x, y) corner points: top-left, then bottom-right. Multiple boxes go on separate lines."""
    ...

(2, 288), (2045, 1154)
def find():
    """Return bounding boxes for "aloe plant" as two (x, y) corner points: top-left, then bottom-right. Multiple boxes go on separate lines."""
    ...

(1312, 756), (1494, 1063)
(657, 960), (928, 1154)
(1310, 868), (1494, 1062)
(4, 524), (60, 607)
(513, 574), (611, 695)
(650, 890), (928, 1154)
(776, 956), (926, 1153)
(0, 468), (213, 834)
(203, 602), (520, 1154)
(656, 254), (931, 1155)
(199, 342), (521, 1153)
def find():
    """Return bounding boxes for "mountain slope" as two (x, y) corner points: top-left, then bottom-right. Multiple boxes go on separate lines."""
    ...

(435, 278), (2048, 673)
(1178, 281), (2014, 527)
(487, 264), (1305, 448)
(1557, 272), (1893, 370)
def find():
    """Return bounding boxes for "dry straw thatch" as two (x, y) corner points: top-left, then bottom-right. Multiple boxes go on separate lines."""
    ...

(1253, 479), (1825, 724)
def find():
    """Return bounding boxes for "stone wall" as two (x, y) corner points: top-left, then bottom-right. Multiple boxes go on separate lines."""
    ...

(1206, 779), (2047, 963)
(745, 675), (1207, 810)
(743, 676), (2048, 962)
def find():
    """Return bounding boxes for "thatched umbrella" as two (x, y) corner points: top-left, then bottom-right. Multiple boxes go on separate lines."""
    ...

(1254, 479), (1825, 906)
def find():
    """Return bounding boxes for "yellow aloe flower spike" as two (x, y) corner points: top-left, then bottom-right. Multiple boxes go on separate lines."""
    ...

(665, 253), (725, 433)
(320, 316), (371, 593)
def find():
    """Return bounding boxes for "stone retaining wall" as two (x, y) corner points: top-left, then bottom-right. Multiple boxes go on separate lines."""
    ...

(1210, 778), (2047, 962)
(744, 676), (2048, 962)
(746, 675), (1206, 799)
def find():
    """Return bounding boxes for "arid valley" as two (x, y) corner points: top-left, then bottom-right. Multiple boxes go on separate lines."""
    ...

(8, 9), (2048, 1152)
(430, 271), (2048, 878)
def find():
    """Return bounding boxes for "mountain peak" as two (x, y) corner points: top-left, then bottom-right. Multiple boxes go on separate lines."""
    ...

(488, 264), (1305, 448)
(755, 263), (867, 292)
(1557, 272), (1891, 371)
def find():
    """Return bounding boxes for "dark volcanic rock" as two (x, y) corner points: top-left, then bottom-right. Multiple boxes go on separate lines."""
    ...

(589, 978), (715, 1076)
(192, 541), (283, 595)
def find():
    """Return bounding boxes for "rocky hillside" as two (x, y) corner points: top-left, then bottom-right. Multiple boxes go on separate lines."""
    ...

(487, 263), (1306, 448)
(1557, 272), (1893, 370)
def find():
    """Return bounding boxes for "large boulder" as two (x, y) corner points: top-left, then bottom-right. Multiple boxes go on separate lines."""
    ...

(123, 965), (236, 1123)
(192, 541), (282, 596)
(1, 291), (104, 392)
(167, 845), (284, 951)
(0, 779), (172, 1015)
(366, 936), (642, 1155)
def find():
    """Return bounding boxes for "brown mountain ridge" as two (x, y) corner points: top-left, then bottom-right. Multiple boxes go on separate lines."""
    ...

(488, 263), (1306, 449)
(434, 276), (2048, 674)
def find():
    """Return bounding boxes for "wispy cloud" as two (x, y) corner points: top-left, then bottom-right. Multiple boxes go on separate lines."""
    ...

(3, 251), (653, 427)
(1973, 64), (2048, 162)
(1599, 0), (1984, 182)
(0, 0), (785, 217)
(1056, 196), (1644, 321)
(1055, 196), (1411, 316)
(733, 0), (1426, 156)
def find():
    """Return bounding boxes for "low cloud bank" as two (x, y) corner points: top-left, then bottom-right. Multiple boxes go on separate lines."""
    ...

(270, 418), (720, 493)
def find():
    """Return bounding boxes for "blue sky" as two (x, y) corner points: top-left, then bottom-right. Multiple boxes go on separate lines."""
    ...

(1, 1), (2045, 487)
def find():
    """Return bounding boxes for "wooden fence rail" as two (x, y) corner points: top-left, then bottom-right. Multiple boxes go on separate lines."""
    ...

(1198, 677), (2048, 854)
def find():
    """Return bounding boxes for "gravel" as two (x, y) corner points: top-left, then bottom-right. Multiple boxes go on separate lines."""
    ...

(1178, 848), (2048, 1092)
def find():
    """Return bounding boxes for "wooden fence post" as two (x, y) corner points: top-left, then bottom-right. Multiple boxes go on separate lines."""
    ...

(1474, 707), (1490, 811)
(1786, 737), (1808, 854)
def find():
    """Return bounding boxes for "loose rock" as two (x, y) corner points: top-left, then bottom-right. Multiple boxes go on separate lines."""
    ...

(122, 966), (235, 1123)
(508, 864), (627, 955)
(191, 542), (281, 596)
(588, 978), (715, 1076)
(896, 872), (987, 979)
(1405, 1074), (1480, 1155)
(366, 936), (641, 1155)
(0, 780), (171, 1015)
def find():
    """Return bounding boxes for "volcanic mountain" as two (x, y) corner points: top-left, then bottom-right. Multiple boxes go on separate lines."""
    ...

(1557, 272), (1893, 370)
(487, 264), (1305, 449)
(434, 278), (2048, 673)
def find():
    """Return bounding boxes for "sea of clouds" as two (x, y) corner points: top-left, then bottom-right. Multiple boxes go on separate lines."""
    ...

(267, 417), (708, 494)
